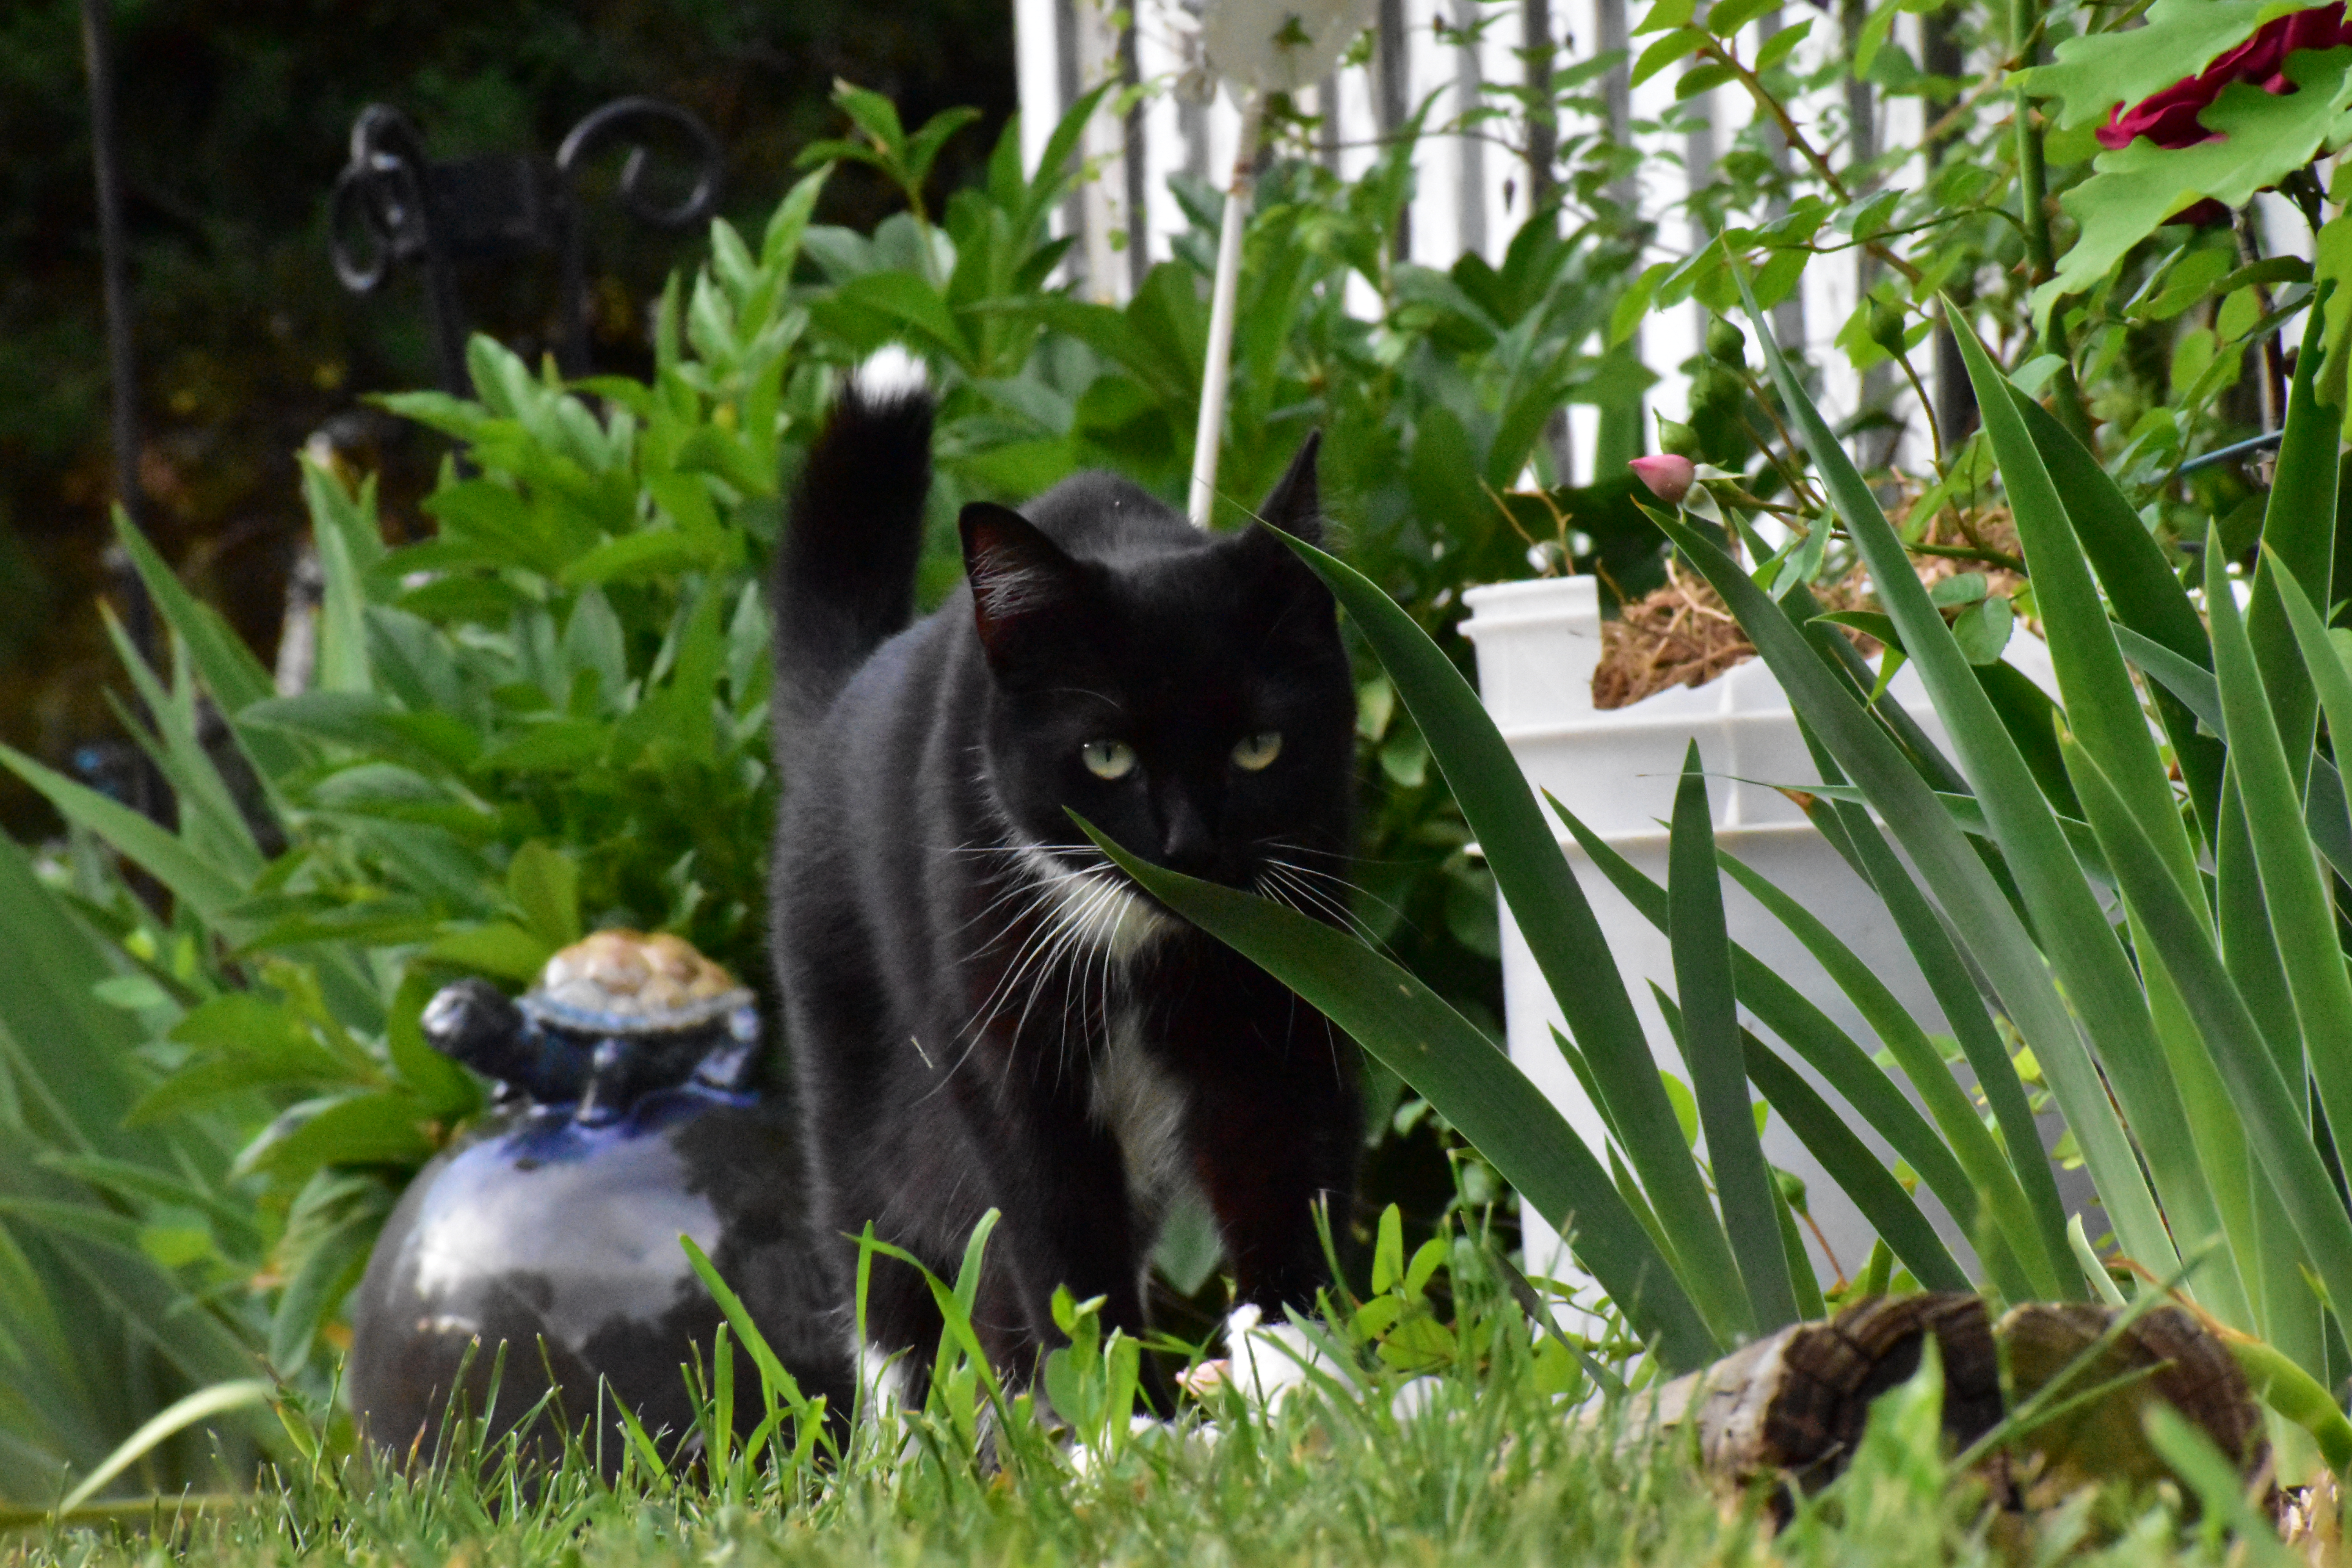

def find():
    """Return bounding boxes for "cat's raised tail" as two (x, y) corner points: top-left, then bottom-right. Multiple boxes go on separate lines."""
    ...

(772, 347), (936, 748)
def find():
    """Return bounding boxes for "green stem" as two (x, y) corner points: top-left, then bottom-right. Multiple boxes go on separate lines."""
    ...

(2011, 0), (2095, 447)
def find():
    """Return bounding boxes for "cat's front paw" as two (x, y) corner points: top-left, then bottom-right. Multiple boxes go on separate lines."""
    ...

(1218, 1302), (1350, 1407)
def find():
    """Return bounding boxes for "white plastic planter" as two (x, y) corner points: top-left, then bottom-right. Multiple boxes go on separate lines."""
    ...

(1459, 574), (2064, 1308)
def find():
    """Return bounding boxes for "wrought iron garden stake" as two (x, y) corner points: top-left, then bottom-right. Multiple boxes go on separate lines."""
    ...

(330, 98), (722, 396)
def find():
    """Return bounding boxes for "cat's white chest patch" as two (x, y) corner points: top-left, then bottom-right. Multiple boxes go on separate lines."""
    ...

(1091, 1007), (1190, 1218)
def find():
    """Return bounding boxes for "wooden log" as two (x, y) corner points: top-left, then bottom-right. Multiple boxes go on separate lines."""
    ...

(1638, 1292), (2263, 1504)
(1995, 1301), (2267, 1501)
(1646, 1293), (2001, 1492)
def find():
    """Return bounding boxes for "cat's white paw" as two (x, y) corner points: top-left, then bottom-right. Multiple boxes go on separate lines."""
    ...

(1222, 1302), (1348, 1407)
(1067, 1413), (1176, 1477)
(849, 343), (929, 404)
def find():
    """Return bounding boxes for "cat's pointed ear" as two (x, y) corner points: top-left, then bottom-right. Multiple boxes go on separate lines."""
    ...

(1251, 430), (1323, 545)
(960, 501), (1086, 666)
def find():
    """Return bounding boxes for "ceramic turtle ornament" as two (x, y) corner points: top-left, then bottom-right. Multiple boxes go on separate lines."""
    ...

(422, 929), (761, 1120)
(347, 931), (851, 1470)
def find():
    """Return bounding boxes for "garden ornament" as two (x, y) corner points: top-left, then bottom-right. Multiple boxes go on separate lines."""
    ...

(1186, 0), (1375, 526)
(329, 99), (722, 397)
(346, 930), (852, 1469)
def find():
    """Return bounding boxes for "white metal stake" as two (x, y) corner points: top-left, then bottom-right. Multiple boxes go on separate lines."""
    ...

(1187, 89), (1264, 528)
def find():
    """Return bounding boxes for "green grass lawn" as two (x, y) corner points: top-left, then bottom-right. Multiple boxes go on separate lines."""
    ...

(0, 1301), (2303, 1568)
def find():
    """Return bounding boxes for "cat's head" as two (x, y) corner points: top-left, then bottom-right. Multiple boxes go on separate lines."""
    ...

(957, 435), (1355, 903)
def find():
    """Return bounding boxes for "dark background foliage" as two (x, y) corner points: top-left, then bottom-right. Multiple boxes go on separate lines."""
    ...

(0, 0), (1015, 840)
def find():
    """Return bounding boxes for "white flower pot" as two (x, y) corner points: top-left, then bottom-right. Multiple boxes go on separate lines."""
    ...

(1459, 574), (2068, 1310)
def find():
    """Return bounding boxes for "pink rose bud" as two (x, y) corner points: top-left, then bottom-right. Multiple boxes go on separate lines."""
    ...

(1629, 454), (1696, 505)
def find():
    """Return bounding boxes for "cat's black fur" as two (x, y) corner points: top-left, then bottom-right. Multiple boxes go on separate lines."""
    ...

(769, 365), (1360, 1402)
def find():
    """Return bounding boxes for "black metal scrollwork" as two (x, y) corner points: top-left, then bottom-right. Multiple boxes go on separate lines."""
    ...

(328, 98), (722, 395)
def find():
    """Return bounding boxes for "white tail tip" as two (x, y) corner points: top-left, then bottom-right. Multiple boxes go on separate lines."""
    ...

(849, 344), (929, 405)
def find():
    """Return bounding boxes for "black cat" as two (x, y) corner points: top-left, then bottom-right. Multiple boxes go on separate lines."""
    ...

(769, 353), (1361, 1408)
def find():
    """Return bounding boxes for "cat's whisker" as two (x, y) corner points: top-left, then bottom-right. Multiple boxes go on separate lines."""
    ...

(1263, 862), (1382, 946)
(1263, 852), (1406, 935)
(1013, 879), (1120, 1078)
(962, 869), (1089, 1040)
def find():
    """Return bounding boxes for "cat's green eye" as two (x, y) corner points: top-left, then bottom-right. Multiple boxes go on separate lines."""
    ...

(1081, 740), (1138, 780)
(1232, 731), (1283, 772)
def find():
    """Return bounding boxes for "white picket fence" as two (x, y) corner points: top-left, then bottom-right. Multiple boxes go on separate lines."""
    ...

(1010, 0), (1938, 481)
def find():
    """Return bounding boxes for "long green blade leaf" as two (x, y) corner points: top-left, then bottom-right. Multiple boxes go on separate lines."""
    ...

(2059, 732), (2352, 1325)
(0, 744), (244, 924)
(1273, 532), (1745, 1344)
(2205, 529), (2352, 1182)
(1668, 745), (1789, 1334)
(1659, 504), (2138, 1290)
(1726, 263), (2162, 1281)
(2007, 396), (2223, 842)
(1074, 819), (1718, 1370)
(1738, 1034), (1969, 1292)
(1711, 847), (2053, 1296)
(2245, 296), (2337, 760)
(1550, 794), (2009, 1291)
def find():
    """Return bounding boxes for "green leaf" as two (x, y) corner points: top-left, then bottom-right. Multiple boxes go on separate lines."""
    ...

(1634, 0), (1697, 34)
(2038, 51), (2352, 324)
(1754, 18), (1809, 72)
(2017, 2), (2310, 130)
(2229, 1336), (2352, 1470)
(1552, 793), (2013, 1296)
(831, 80), (908, 161)
(2205, 532), (2352, 1210)
(761, 167), (833, 273)
(55, 1379), (273, 1514)
(1073, 820), (1719, 1370)
(505, 843), (581, 953)
(1949, 595), (2014, 664)
(301, 456), (383, 694)
(1706, 0), (1779, 37)
(230, 1091), (435, 1185)
(0, 742), (244, 925)
(2246, 297), (2339, 756)
(1666, 744), (1791, 1334)
(2113, 625), (2223, 733)
(268, 1181), (391, 1376)
(425, 924), (554, 985)
(111, 512), (302, 784)
(1710, 847), (2055, 1298)
(827, 271), (972, 366)
(241, 691), (480, 774)
(902, 105), (984, 192)
(1631, 27), (1708, 86)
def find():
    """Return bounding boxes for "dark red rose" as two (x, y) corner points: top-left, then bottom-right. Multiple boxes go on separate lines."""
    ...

(2099, 3), (2352, 152)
